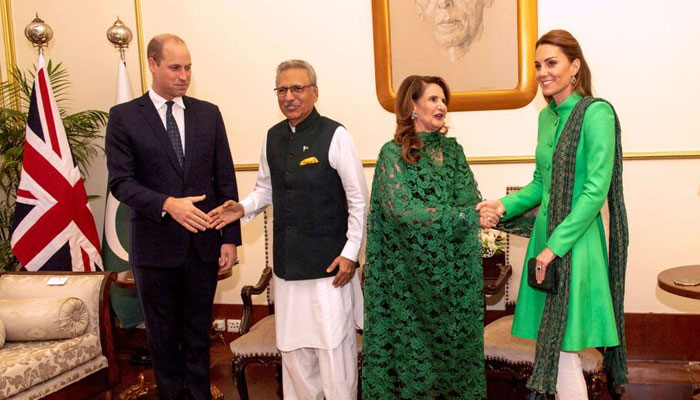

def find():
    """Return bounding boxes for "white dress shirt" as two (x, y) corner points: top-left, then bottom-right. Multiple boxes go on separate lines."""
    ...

(149, 87), (186, 154)
(239, 124), (367, 351)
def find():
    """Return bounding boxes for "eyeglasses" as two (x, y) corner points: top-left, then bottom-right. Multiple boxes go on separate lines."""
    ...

(273, 84), (315, 97)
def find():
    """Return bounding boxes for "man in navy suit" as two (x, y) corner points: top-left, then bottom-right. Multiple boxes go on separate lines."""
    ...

(106, 34), (241, 400)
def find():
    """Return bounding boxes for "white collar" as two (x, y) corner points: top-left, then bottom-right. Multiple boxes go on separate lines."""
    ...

(149, 86), (186, 110)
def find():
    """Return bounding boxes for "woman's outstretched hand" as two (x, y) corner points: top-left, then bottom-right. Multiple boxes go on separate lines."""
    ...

(476, 199), (505, 228)
(208, 200), (245, 230)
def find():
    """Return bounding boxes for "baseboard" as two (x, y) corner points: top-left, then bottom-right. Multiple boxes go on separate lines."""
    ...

(114, 303), (270, 350)
(625, 312), (700, 361)
(210, 303), (270, 342)
(116, 305), (700, 362)
(211, 308), (700, 361)
(114, 324), (148, 351)
(486, 309), (700, 362)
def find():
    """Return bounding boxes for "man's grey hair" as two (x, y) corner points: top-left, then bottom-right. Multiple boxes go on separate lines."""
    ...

(275, 60), (317, 86)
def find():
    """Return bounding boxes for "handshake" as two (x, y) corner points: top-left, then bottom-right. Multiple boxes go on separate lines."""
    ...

(165, 194), (506, 232)
(162, 195), (244, 233)
(475, 199), (505, 229)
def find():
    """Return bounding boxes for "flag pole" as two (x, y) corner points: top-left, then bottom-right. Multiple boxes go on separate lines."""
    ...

(104, 17), (144, 328)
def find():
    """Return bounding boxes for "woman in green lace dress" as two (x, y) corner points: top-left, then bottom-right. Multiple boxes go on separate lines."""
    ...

(362, 75), (485, 399)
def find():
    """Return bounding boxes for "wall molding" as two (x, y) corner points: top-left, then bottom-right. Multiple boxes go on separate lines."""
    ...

(0, 0), (19, 109)
(231, 151), (700, 171)
(0, 0), (15, 77)
(466, 150), (700, 165)
(134, 0), (147, 94)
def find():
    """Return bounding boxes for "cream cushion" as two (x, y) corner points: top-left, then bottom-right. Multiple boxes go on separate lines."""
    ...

(230, 315), (278, 357)
(0, 273), (110, 400)
(484, 315), (603, 372)
(0, 318), (5, 349)
(0, 297), (89, 341)
(0, 274), (103, 337)
(10, 355), (108, 400)
(0, 333), (102, 399)
(229, 315), (363, 357)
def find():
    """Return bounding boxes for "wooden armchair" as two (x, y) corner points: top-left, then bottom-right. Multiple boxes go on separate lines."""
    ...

(229, 265), (279, 400)
(229, 211), (363, 400)
(483, 186), (606, 399)
(229, 268), (365, 400)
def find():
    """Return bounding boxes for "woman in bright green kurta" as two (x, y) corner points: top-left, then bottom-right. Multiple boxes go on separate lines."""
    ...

(478, 30), (628, 398)
(505, 92), (618, 349)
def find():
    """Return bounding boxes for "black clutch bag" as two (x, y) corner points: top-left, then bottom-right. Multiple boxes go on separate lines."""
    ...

(527, 258), (558, 294)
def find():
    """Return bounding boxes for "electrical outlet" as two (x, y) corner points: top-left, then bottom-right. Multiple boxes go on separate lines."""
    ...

(226, 319), (241, 333)
(212, 319), (225, 332)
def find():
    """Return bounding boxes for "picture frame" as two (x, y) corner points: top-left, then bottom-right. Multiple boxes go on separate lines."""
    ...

(371, 0), (538, 112)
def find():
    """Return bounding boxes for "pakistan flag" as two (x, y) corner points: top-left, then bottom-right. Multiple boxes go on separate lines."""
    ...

(103, 59), (143, 328)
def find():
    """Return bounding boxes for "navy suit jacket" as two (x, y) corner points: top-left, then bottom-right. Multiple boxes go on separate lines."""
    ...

(105, 92), (241, 267)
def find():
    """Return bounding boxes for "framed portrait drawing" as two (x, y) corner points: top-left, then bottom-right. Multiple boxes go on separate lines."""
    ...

(372, 0), (538, 112)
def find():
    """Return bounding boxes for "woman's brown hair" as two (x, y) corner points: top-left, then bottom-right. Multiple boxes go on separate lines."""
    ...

(394, 75), (450, 164)
(536, 29), (593, 103)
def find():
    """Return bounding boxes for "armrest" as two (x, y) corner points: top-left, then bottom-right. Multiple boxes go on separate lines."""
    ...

(240, 267), (272, 334)
(484, 263), (512, 295)
(98, 272), (119, 386)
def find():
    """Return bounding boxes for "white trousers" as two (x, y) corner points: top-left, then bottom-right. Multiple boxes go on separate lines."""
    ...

(556, 351), (588, 400)
(280, 327), (357, 400)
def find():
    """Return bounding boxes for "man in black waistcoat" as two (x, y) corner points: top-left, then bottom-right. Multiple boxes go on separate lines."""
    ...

(106, 34), (241, 400)
(209, 60), (367, 400)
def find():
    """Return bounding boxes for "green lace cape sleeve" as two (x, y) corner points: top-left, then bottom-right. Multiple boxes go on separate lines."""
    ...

(367, 140), (481, 238)
(363, 136), (486, 399)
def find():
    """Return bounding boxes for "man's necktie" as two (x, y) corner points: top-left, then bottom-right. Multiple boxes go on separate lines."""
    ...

(165, 101), (184, 168)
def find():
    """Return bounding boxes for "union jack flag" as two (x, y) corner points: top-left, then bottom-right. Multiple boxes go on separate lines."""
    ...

(10, 54), (102, 272)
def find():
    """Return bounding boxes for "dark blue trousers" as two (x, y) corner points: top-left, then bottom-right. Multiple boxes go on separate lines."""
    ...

(132, 245), (218, 400)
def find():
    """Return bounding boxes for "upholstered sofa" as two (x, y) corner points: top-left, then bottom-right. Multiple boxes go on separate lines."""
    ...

(0, 271), (118, 400)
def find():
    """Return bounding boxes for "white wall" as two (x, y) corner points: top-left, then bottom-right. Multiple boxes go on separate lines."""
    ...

(2, 0), (698, 313)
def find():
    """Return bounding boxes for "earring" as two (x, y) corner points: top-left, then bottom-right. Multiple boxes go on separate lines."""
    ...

(571, 75), (578, 85)
(410, 110), (417, 120)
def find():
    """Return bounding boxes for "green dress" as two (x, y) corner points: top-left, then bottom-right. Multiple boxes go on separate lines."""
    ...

(363, 132), (485, 399)
(501, 93), (619, 350)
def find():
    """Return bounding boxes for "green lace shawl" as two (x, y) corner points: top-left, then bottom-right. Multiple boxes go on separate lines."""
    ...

(363, 132), (485, 399)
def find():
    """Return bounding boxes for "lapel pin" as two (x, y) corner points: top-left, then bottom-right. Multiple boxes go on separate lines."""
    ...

(302, 145), (309, 152)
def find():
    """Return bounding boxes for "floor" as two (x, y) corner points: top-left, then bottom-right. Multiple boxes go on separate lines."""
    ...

(92, 334), (280, 400)
(94, 337), (698, 400)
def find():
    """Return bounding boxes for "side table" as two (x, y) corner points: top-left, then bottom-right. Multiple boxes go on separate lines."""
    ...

(657, 265), (700, 300)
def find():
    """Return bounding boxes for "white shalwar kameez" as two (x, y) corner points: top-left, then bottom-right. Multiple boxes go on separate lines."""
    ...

(239, 125), (367, 400)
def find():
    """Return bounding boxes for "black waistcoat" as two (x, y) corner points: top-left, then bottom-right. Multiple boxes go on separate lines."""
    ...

(266, 108), (348, 280)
